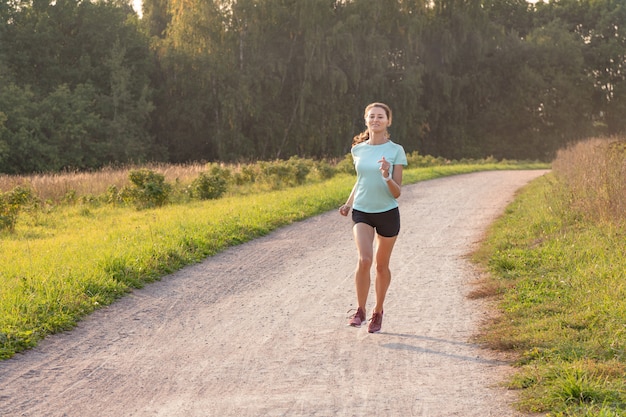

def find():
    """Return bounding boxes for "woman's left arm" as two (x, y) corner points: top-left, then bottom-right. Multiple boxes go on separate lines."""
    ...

(386, 164), (403, 198)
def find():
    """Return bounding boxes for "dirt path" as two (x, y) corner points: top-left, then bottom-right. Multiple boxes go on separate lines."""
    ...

(0, 170), (548, 417)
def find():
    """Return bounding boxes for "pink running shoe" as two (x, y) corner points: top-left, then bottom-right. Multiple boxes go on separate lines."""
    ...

(348, 307), (366, 327)
(368, 311), (383, 333)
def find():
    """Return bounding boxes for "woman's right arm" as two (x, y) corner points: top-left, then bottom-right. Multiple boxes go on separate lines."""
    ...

(339, 183), (357, 216)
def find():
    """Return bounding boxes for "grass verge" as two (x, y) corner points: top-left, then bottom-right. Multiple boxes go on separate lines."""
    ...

(473, 173), (626, 416)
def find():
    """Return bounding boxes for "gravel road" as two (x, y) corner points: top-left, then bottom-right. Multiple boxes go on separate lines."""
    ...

(0, 170), (548, 417)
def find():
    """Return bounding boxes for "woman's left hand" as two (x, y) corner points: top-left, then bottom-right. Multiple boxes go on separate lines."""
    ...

(378, 156), (390, 177)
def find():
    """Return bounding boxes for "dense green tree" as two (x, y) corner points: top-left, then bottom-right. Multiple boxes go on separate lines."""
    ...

(418, 0), (494, 157)
(583, 1), (626, 134)
(158, 0), (428, 161)
(0, 83), (56, 173)
(101, 40), (155, 163)
(484, 0), (533, 37)
(534, 0), (626, 134)
(475, 20), (592, 160)
(2, 0), (626, 173)
(143, 0), (171, 38)
(38, 83), (104, 170)
(149, 0), (227, 162)
(330, 0), (426, 154)
(0, 0), (155, 172)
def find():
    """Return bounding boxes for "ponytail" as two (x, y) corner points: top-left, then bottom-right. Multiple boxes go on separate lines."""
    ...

(352, 130), (369, 147)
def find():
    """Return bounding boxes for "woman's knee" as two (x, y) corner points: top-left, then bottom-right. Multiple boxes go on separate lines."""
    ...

(358, 255), (373, 270)
(375, 263), (390, 274)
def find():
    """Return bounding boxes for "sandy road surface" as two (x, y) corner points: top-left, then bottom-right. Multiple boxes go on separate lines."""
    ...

(0, 170), (548, 417)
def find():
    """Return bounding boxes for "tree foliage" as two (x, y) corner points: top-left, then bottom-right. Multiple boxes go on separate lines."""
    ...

(0, 0), (155, 173)
(1, 0), (625, 173)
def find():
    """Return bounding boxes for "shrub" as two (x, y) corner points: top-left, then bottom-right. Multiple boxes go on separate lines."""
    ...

(124, 169), (171, 209)
(105, 185), (124, 205)
(0, 195), (20, 231)
(232, 164), (257, 185)
(406, 151), (449, 167)
(0, 185), (35, 231)
(189, 165), (229, 200)
(334, 153), (355, 174)
(286, 156), (313, 185)
(257, 157), (312, 189)
(309, 160), (335, 180)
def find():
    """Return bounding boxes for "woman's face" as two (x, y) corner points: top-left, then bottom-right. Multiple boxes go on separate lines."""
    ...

(365, 107), (389, 134)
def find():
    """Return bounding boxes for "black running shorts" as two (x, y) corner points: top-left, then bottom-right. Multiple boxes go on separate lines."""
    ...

(351, 207), (400, 238)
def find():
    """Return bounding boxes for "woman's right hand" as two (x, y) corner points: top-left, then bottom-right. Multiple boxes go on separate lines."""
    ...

(339, 204), (351, 216)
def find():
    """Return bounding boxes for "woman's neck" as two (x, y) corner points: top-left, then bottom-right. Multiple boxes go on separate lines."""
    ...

(368, 131), (389, 145)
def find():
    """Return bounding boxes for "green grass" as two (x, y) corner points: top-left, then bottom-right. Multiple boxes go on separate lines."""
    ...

(474, 174), (626, 417)
(0, 161), (545, 360)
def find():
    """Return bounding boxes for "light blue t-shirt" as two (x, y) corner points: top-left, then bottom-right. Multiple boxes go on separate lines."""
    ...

(351, 140), (408, 213)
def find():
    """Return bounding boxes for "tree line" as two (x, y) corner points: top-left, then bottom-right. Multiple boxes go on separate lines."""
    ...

(0, 0), (624, 174)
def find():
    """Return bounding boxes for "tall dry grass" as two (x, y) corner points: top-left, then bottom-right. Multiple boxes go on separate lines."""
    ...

(552, 137), (626, 222)
(0, 163), (209, 203)
(1, 155), (546, 205)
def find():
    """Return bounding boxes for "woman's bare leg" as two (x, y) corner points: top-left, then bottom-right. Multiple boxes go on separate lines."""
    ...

(352, 223), (375, 309)
(372, 234), (397, 313)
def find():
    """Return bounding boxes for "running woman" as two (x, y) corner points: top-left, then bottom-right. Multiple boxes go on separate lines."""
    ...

(339, 102), (407, 333)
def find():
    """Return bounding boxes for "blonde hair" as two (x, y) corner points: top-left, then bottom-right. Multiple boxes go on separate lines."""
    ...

(352, 102), (393, 146)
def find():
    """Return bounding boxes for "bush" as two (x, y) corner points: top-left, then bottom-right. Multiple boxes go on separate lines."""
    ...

(0, 185), (35, 231)
(124, 169), (171, 209)
(406, 151), (449, 167)
(334, 153), (355, 175)
(309, 160), (335, 180)
(189, 165), (229, 200)
(232, 164), (257, 185)
(257, 156), (312, 189)
(105, 185), (124, 205)
(0, 194), (20, 231)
